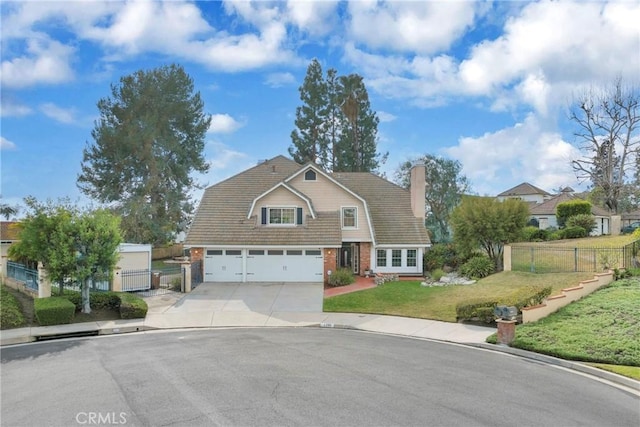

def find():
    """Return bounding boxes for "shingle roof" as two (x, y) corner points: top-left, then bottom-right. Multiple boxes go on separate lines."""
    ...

(529, 193), (610, 216)
(185, 156), (430, 247)
(497, 182), (551, 197)
(331, 172), (430, 245)
(185, 156), (342, 246)
(0, 221), (21, 241)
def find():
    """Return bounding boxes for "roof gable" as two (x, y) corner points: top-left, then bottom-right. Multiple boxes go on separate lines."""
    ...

(248, 182), (316, 219)
(1, 221), (21, 241)
(498, 182), (551, 197)
(529, 193), (610, 217)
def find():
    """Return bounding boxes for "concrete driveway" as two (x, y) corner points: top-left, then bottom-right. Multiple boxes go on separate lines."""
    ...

(165, 282), (324, 314)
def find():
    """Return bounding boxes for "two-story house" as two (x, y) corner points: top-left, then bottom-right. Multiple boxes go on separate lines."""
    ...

(184, 156), (430, 283)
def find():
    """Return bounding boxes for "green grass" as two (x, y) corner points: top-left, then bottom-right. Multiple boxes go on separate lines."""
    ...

(489, 278), (639, 367)
(512, 234), (637, 248)
(586, 363), (640, 380)
(323, 271), (594, 322)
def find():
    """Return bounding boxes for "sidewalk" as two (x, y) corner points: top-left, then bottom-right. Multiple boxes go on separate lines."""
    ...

(1, 285), (494, 345)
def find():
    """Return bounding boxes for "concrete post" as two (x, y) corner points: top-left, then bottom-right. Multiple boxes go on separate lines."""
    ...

(37, 262), (51, 298)
(503, 245), (512, 272)
(610, 215), (621, 236)
(181, 261), (191, 293)
(112, 268), (122, 292)
(496, 319), (517, 345)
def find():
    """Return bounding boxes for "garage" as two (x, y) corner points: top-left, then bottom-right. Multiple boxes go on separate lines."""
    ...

(204, 248), (323, 282)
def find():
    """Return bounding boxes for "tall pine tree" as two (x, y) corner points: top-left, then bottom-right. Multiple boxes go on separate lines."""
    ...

(290, 60), (386, 173)
(288, 59), (330, 169)
(78, 64), (210, 245)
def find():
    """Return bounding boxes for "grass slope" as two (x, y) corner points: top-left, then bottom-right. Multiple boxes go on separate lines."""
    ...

(324, 271), (594, 322)
(500, 278), (640, 366)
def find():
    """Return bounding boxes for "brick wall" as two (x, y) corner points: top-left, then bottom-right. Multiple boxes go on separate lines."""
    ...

(323, 248), (337, 284)
(359, 242), (372, 276)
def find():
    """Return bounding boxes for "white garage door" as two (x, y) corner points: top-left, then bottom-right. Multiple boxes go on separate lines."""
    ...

(247, 249), (323, 282)
(204, 249), (243, 282)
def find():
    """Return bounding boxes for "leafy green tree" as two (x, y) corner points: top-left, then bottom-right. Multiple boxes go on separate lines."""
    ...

(74, 209), (122, 313)
(289, 59), (330, 169)
(395, 155), (471, 243)
(78, 64), (210, 245)
(450, 197), (529, 271)
(8, 198), (122, 312)
(290, 61), (387, 173)
(8, 197), (78, 295)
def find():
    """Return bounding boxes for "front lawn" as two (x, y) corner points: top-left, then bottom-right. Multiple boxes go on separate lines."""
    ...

(488, 277), (640, 367)
(512, 234), (637, 248)
(323, 271), (594, 322)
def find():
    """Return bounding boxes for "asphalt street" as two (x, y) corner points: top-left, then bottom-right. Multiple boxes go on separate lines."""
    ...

(1, 328), (638, 427)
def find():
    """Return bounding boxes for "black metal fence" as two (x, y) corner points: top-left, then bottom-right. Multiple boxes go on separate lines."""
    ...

(191, 260), (203, 287)
(511, 239), (640, 273)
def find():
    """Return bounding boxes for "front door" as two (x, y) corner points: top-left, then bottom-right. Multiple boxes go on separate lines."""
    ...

(340, 243), (359, 274)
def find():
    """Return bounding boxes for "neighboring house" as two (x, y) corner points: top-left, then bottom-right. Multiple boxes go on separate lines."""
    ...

(621, 209), (640, 228)
(184, 155), (430, 283)
(496, 182), (553, 209)
(0, 221), (21, 278)
(528, 191), (610, 235)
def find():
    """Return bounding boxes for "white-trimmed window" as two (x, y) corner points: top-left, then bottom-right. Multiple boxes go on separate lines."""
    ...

(392, 250), (402, 267)
(377, 250), (387, 267)
(269, 207), (295, 225)
(407, 250), (417, 267)
(304, 169), (317, 181)
(342, 207), (357, 228)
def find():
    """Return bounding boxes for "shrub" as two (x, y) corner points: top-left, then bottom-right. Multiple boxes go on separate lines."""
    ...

(459, 255), (494, 279)
(424, 244), (460, 272)
(560, 226), (587, 239)
(556, 200), (592, 227)
(119, 293), (148, 319)
(1, 286), (25, 329)
(566, 214), (596, 234)
(34, 297), (75, 326)
(59, 290), (120, 311)
(456, 299), (498, 323)
(431, 268), (445, 282)
(548, 230), (563, 241)
(521, 226), (548, 242)
(327, 268), (355, 287)
(502, 285), (552, 310)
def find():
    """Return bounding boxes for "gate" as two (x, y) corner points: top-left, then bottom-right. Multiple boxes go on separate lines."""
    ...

(191, 260), (203, 287)
(121, 269), (151, 292)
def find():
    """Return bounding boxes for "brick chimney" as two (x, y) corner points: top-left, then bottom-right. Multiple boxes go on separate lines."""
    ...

(410, 163), (426, 220)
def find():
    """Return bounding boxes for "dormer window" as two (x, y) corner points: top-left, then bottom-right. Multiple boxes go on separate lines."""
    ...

(261, 207), (304, 226)
(304, 169), (317, 181)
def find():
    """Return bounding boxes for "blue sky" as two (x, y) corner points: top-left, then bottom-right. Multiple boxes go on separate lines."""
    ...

(1, 0), (639, 216)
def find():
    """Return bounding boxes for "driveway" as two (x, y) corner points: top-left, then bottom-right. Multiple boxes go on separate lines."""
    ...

(164, 282), (324, 314)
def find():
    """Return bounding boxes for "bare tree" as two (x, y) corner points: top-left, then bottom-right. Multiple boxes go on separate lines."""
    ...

(570, 78), (639, 214)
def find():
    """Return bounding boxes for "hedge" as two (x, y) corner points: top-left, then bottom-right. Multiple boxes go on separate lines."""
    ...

(34, 297), (75, 326)
(119, 293), (148, 319)
(1, 286), (25, 329)
(455, 285), (552, 323)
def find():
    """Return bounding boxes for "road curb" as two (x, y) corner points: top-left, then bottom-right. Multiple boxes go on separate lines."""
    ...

(468, 342), (640, 393)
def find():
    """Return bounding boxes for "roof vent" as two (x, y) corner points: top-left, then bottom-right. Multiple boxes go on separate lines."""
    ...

(271, 165), (277, 173)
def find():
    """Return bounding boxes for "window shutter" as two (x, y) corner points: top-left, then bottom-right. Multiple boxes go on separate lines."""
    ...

(297, 207), (303, 225)
(261, 207), (267, 225)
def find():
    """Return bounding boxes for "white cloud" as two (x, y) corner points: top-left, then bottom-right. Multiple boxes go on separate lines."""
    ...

(1, 37), (75, 88)
(208, 114), (244, 134)
(264, 72), (296, 88)
(377, 111), (397, 123)
(286, 0), (339, 36)
(0, 98), (32, 117)
(347, 1), (477, 54)
(1, 136), (17, 151)
(445, 114), (582, 196)
(39, 103), (76, 124)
